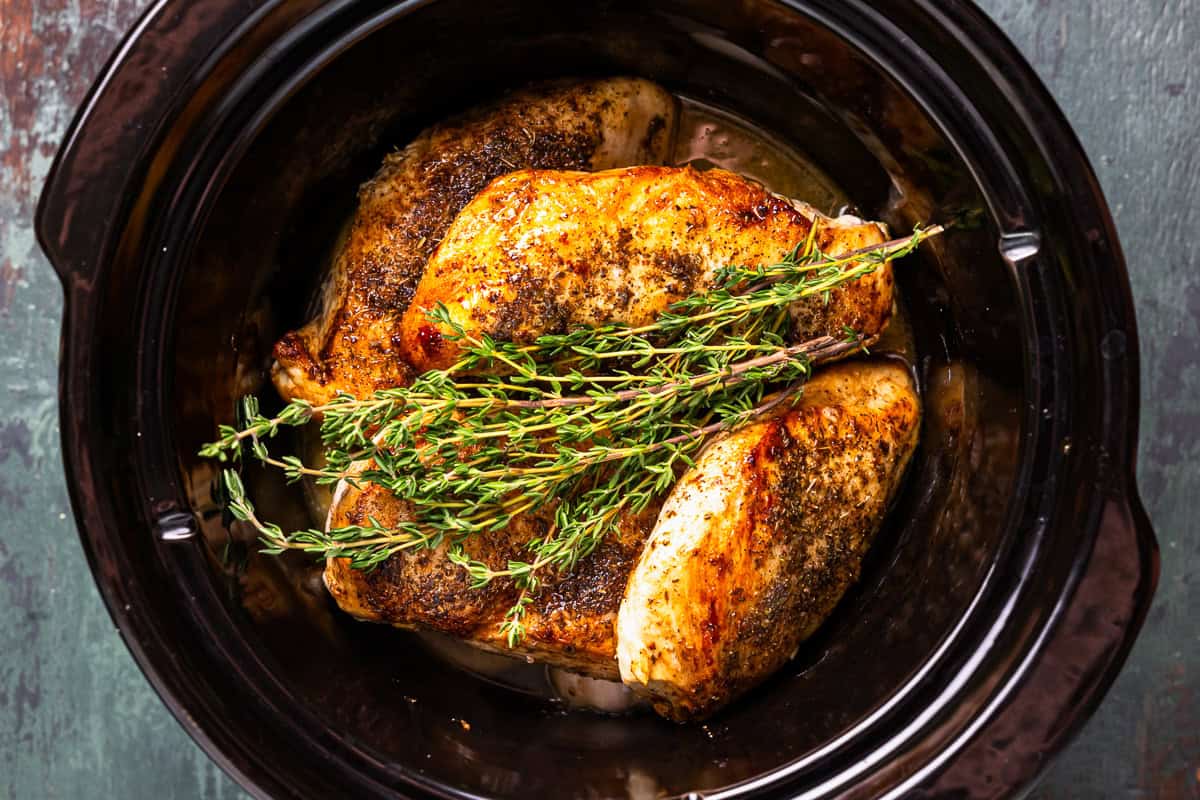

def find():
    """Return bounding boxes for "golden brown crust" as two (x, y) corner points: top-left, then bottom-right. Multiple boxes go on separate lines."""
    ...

(323, 474), (529, 634)
(399, 165), (893, 373)
(324, 362), (919, 698)
(271, 78), (679, 405)
(323, 473), (659, 678)
(298, 98), (913, 707)
(616, 360), (921, 720)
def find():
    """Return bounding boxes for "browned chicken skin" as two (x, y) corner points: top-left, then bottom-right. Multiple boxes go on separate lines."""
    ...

(617, 360), (920, 720)
(324, 473), (658, 678)
(271, 78), (678, 405)
(399, 165), (892, 374)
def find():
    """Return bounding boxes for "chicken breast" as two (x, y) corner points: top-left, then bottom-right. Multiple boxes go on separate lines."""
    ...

(324, 360), (919, 705)
(616, 360), (920, 720)
(399, 165), (892, 373)
(323, 471), (659, 679)
(272, 78), (679, 405)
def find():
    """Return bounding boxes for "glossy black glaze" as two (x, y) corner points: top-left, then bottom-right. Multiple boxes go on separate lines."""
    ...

(36, 1), (1157, 798)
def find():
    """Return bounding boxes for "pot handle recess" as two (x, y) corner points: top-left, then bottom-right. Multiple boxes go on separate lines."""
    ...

(927, 490), (1158, 797)
(35, 0), (255, 288)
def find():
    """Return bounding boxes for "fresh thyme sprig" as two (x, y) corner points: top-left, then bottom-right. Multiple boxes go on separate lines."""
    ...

(204, 222), (942, 644)
(222, 470), (442, 568)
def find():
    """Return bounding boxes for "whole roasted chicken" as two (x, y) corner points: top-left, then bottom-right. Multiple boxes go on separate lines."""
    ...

(270, 78), (921, 721)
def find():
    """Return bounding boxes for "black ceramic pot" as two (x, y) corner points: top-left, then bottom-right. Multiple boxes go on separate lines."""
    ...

(37, 1), (1157, 798)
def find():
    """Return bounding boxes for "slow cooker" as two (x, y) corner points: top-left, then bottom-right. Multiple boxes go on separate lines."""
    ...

(37, 0), (1157, 797)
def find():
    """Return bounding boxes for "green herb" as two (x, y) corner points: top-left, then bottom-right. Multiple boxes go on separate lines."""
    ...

(204, 223), (942, 644)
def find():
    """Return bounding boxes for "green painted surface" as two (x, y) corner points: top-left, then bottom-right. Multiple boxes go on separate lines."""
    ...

(0, 1), (1195, 797)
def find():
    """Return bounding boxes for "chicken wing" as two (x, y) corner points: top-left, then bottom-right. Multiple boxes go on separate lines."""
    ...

(272, 78), (678, 404)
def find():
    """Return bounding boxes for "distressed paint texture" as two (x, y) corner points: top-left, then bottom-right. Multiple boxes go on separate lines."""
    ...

(0, 1), (1196, 798)
(0, 1), (245, 798)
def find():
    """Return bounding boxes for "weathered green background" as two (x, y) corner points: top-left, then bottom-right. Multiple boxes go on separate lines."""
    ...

(0, 1), (1195, 797)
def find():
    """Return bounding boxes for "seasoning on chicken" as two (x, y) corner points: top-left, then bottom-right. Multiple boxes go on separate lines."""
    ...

(272, 78), (679, 405)
(398, 165), (893, 374)
(616, 359), (920, 720)
(264, 82), (922, 721)
(324, 474), (658, 679)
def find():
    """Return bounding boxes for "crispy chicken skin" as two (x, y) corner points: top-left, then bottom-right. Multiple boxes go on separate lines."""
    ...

(272, 78), (678, 405)
(399, 165), (892, 373)
(616, 360), (920, 720)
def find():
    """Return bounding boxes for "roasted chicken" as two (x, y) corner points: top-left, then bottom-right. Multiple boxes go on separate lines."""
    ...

(272, 77), (678, 405)
(319, 169), (911, 716)
(272, 79), (922, 721)
(324, 474), (657, 679)
(617, 360), (920, 720)
(398, 165), (893, 373)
